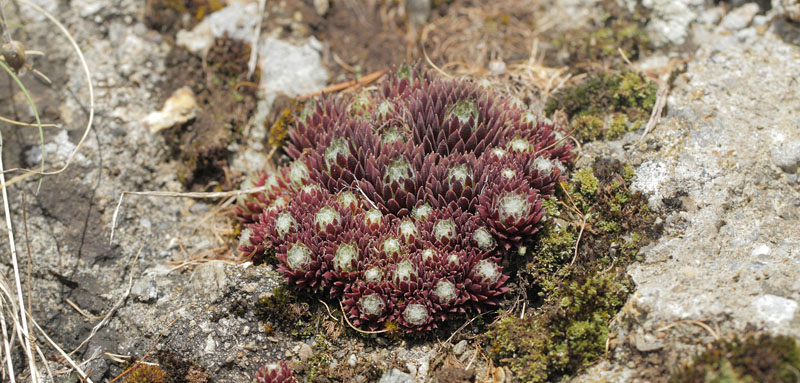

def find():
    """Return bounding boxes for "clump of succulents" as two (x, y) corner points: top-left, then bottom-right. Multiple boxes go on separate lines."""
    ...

(255, 362), (296, 383)
(237, 65), (574, 333)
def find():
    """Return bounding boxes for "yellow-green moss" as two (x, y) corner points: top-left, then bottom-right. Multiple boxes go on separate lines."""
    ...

(527, 221), (575, 277)
(487, 269), (630, 383)
(606, 113), (630, 140)
(545, 70), (657, 143)
(255, 286), (316, 338)
(487, 159), (663, 382)
(670, 334), (800, 383)
(573, 167), (600, 199)
(542, 197), (562, 218)
(571, 115), (604, 142)
(124, 364), (168, 383)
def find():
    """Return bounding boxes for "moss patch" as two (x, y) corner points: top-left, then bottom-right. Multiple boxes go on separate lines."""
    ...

(253, 286), (321, 339)
(545, 70), (657, 143)
(670, 334), (800, 383)
(486, 159), (663, 382)
(124, 364), (168, 383)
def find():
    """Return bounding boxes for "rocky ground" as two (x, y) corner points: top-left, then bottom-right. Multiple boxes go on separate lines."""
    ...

(0, 0), (798, 382)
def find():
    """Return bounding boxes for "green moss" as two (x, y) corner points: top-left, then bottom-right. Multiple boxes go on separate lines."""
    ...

(542, 197), (562, 218)
(304, 336), (334, 382)
(670, 334), (800, 383)
(487, 159), (663, 382)
(487, 269), (630, 382)
(572, 167), (600, 199)
(571, 114), (604, 142)
(254, 286), (316, 338)
(606, 113), (630, 140)
(527, 221), (575, 278)
(545, 70), (657, 143)
(597, 220), (619, 233)
(124, 364), (168, 383)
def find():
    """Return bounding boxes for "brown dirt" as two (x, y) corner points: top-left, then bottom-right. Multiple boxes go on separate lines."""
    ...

(265, 0), (414, 82)
(157, 35), (259, 189)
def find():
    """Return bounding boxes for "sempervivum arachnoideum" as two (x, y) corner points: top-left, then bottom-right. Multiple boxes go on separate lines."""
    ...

(419, 205), (485, 253)
(236, 65), (575, 334)
(275, 231), (326, 289)
(321, 229), (371, 298)
(342, 280), (395, 331)
(305, 120), (381, 193)
(255, 362), (296, 383)
(462, 257), (510, 312)
(426, 152), (486, 213)
(477, 177), (545, 251)
(285, 97), (347, 160)
(407, 79), (510, 156)
(358, 144), (436, 217)
(396, 297), (436, 332)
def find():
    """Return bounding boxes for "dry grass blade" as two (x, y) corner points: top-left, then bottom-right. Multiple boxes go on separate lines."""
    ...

(0, 297), (16, 383)
(0, 115), (58, 128)
(29, 316), (93, 383)
(109, 186), (272, 244)
(0, 130), (39, 381)
(3, 0), (94, 182)
(338, 300), (388, 334)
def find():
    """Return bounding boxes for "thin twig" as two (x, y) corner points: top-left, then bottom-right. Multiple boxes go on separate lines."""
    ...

(65, 299), (104, 321)
(656, 319), (720, 341)
(421, 23), (453, 78)
(318, 299), (339, 323)
(247, 0), (266, 79)
(338, 300), (388, 334)
(30, 316), (93, 383)
(298, 69), (387, 100)
(638, 64), (673, 144)
(570, 217), (586, 266)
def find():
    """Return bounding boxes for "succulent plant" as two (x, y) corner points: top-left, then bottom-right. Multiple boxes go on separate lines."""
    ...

(255, 362), (296, 383)
(237, 66), (574, 333)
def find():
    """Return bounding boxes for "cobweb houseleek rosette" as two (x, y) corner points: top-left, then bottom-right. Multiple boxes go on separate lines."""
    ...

(477, 178), (546, 251)
(255, 361), (296, 383)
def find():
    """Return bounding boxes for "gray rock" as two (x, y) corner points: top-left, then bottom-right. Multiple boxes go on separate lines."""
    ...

(722, 3), (760, 30)
(639, 0), (705, 46)
(771, 139), (800, 173)
(176, 2), (260, 54)
(191, 262), (227, 302)
(131, 276), (158, 303)
(297, 342), (314, 361)
(453, 340), (468, 356)
(751, 294), (798, 325)
(379, 369), (415, 383)
(259, 37), (328, 102)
